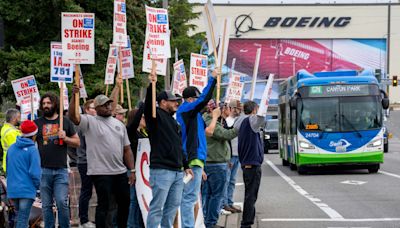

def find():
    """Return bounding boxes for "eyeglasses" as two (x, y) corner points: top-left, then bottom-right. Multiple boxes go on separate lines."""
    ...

(88, 106), (95, 110)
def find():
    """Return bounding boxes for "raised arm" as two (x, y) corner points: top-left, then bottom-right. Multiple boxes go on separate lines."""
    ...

(205, 107), (221, 137)
(110, 77), (122, 113)
(69, 85), (81, 125)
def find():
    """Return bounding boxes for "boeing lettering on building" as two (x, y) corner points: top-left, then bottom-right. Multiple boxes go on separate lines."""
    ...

(264, 17), (351, 28)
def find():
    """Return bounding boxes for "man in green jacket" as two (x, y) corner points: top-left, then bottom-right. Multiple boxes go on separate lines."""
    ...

(202, 101), (237, 228)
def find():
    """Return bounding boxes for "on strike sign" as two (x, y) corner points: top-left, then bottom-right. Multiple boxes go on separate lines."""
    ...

(105, 45), (118, 85)
(113, 0), (128, 47)
(11, 75), (40, 120)
(50, 42), (74, 83)
(120, 37), (134, 79)
(172, 60), (187, 96)
(225, 72), (244, 104)
(144, 5), (171, 59)
(190, 53), (208, 92)
(62, 12), (95, 64)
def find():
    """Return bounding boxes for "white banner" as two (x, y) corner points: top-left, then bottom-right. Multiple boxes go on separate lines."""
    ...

(11, 75), (40, 121)
(203, 0), (219, 55)
(225, 72), (244, 104)
(136, 139), (205, 228)
(120, 37), (134, 79)
(50, 42), (74, 83)
(61, 12), (95, 64)
(172, 60), (187, 96)
(144, 5), (171, 59)
(257, 74), (275, 117)
(217, 18), (232, 67)
(142, 55), (167, 76)
(113, 0), (128, 47)
(189, 53), (208, 92)
(105, 45), (118, 85)
(78, 66), (88, 99)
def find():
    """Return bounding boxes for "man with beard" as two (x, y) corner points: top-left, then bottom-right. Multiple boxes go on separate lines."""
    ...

(34, 93), (80, 228)
(145, 71), (192, 228)
(69, 78), (135, 228)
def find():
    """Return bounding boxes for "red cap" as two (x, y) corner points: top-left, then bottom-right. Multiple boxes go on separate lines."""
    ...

(20, 120), (38, 137)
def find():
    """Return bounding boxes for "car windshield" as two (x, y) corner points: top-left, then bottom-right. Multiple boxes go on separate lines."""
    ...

(265, 120), (278, 131)
(298, 96), (382, 132)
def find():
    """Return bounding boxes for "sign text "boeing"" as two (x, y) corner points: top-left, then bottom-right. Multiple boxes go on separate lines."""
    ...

(264, 17), (351, 28)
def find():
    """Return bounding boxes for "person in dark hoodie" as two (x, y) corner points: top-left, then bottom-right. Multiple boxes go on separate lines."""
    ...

(176, 68), (219, 228)
(6, 120), (41, 228)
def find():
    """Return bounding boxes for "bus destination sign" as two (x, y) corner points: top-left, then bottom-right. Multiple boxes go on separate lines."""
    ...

(308, 84), (373, 97)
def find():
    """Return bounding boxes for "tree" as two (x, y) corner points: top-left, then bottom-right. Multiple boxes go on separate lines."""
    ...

(0, 0), (203, 107)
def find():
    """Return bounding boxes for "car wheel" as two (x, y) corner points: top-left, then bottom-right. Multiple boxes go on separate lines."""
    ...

(368, 164), (380, 174)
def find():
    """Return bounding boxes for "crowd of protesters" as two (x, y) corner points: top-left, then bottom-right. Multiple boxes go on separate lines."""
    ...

(0, 67), (267, 228)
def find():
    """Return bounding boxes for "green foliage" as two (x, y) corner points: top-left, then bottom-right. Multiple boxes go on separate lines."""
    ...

(0, 0), (203, 107)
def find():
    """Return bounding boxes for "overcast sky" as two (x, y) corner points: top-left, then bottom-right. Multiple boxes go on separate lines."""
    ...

(188, 0), (397, 3)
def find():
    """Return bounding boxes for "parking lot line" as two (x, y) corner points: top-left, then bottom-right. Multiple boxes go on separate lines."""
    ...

(379, 170), (400, 179)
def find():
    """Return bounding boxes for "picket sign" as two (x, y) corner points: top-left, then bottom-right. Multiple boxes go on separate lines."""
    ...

(171, 60), (188, 96)
(257, 74), (275, 117)
(50, 42), (74, 83)
(113, 0), (128, 47)
(136, 139), (205, 228)
(190, 53), (208, 92)
(249, 48), (262, 101)
(11, 75), (40, 121)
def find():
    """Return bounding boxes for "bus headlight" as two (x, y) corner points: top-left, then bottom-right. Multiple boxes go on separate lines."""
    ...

(299, 140), (315, 149)
(367, 139), (382, 147)
(265, 134), (270, 140)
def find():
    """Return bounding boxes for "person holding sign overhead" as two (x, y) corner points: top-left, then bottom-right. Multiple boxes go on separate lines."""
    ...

(144, 69), (192, 228)
(176, 67), (219, 228)
(34, 93), (80, 228)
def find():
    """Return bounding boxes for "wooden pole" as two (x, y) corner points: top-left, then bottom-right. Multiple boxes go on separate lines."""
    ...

(126, 78), (132, 111)
(204, 4), (220, 103)
(151, 59), (157, 118)
(59, 82), (64, 146)
(105, 84), (109, 97)
(118, 47), (124, 104)
(74, 65), (80, 120)
(250, 48), (262, 101)
(83, 98), (87, 103)
(216, 18), (228, 105)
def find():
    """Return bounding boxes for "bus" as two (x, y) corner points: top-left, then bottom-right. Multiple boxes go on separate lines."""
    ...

(279, 70), (389, 174)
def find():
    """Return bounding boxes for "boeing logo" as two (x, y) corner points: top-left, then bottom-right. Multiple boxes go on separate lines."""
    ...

(264, 17), (351, 28)
(329, 139), (352, 148)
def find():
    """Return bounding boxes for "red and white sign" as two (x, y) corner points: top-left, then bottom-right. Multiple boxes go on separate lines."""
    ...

(113, 0), (128, 47)
(62, 12), (95, 64)
(172, 60), (187, 96)
(190, 53), (208, 92)
(136, 139), (205, 228)
(11, 75), (40, 121)
(257, 74), (275, 117)
(120, 37), (134, 79)
(225, 72), (244, 104)
(142, 55), (167, 76)
(105, 45), (118, 85)
(144, 5), (171, 59)
(50, 42), (74, 83)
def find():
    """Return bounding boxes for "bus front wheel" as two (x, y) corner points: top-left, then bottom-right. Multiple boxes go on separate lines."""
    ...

(368, 164), (380, 174)
(289, 162), (297, 171)
(298, 166), (308, 175)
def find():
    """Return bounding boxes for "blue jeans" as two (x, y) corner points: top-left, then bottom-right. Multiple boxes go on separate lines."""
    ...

(147, 168), (184, 228)
(181, 166), (203, 228)
(41, 168), (70, 228)
(127, 172), (144, 228)
(13, 198), (34, 228)
(223, 156), (240, 206)
(202, 164), (228, 228)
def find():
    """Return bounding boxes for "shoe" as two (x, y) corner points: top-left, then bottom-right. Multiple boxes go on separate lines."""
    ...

(223, 205), (237, 213)
(82, 222), (96, 228)
(230, 205), (242, 213)
(220, 208), (232, 215)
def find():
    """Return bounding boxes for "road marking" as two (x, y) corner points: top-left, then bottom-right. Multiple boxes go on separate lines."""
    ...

(341, 180), (367, 185)
(235, 182), (244, 186)
(265, 160), (344, 219)
(260, 218), (400, 222)
(379, 170), (400, 179)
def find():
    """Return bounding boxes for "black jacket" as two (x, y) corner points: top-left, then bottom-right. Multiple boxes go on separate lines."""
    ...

(144, 83), (187, 171)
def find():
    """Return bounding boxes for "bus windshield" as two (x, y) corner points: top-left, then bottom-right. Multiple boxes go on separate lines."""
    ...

(299, 96), (382, 132)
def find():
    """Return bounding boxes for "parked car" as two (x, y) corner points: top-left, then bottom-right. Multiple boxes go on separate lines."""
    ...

(263, 119), (279, 153)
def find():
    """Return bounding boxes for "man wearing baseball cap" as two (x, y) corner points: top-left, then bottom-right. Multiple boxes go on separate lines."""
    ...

(6, 120), (41, 228)
(176, 68), (219, 228)
(114, 104), (128, 123)
(145, 71), (191, 228)
(69, 78), (135, 228)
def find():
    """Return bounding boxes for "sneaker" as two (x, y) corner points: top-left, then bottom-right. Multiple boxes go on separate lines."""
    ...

(223, 205), (237, 213)
(82, 222), (96, 228)
(229, 205), (242, 213)
(220, 208), (232, 215)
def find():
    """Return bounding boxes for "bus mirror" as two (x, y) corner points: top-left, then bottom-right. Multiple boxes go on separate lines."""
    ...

(290, 97), (297, 109)
(382, 98), (389, 110)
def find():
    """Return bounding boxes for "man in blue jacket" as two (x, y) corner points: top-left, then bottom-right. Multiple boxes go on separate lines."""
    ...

(6, 120), (41, 228)
(176, 68), (218, 228)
